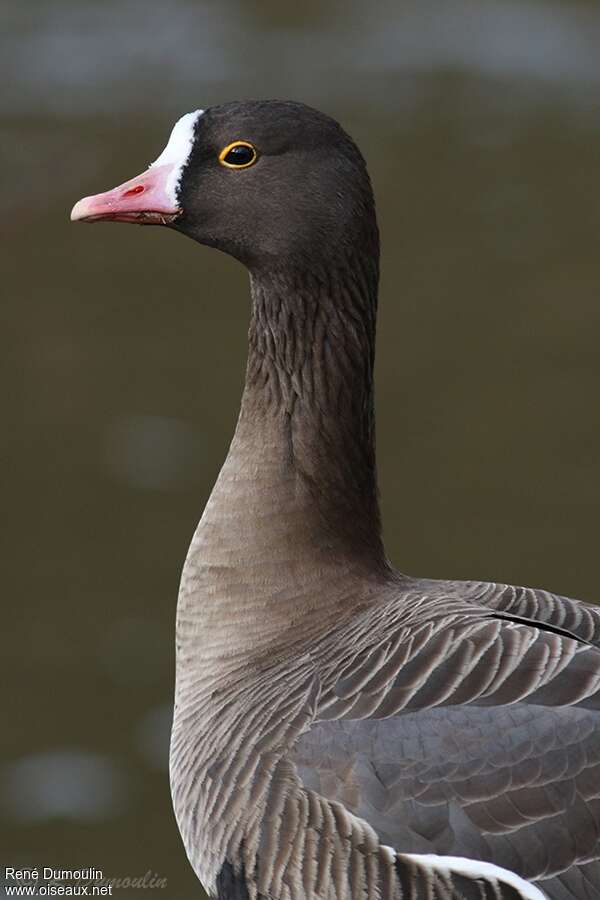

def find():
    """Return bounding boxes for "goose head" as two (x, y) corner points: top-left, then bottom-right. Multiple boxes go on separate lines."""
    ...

(71, 100), (378, 272)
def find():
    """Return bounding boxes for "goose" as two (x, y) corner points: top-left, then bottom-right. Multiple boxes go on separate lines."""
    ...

(71, 101), (600, 900)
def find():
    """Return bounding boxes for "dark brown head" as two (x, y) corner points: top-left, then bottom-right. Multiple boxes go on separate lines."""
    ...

(71, 100), (379, 274)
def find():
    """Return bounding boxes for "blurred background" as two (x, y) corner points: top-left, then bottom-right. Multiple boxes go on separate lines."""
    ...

(3, 0), (600, 896)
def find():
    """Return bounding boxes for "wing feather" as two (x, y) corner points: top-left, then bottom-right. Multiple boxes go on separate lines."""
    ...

(430, 580), (600, 647)
(284, 582), (600, 898)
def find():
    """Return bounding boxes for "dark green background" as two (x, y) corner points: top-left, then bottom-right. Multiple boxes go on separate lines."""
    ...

(3, 0), (600, 896)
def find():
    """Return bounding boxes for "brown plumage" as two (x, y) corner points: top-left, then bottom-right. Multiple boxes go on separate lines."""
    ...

(72, 101), (600, 900)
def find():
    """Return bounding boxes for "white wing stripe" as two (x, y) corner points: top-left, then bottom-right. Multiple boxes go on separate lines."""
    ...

(403, 853), (547, 900)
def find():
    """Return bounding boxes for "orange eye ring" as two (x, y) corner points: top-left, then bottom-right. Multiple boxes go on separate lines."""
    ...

(218, 141), (258, 169)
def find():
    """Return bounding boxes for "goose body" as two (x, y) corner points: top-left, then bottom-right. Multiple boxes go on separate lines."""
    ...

(72, 101), (600, 900)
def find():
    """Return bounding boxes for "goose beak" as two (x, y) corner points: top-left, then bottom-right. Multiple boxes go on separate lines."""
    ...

(70, 163), (182, 225)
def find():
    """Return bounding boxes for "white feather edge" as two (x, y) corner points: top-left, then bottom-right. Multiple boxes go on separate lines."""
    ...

(149, 109), (204, 204)
(400, 852), (547, 899)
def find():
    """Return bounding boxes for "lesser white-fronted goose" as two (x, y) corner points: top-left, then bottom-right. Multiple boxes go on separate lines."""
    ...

(72, 101), (600, 900)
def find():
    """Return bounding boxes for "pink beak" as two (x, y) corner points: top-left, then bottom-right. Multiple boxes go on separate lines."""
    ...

(70, 163), (182, 225)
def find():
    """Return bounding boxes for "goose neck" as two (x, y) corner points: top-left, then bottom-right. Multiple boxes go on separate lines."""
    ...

(235, 259), (383, 559)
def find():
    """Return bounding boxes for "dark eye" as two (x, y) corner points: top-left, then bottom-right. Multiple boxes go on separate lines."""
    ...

(219, 141), (258, 169)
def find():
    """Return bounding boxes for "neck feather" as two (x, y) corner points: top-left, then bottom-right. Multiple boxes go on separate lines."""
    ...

(177, 251), (387, 675)
(238, 256), (382, 557)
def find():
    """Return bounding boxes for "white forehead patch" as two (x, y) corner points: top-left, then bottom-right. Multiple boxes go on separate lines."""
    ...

(150, 109), (204, 204)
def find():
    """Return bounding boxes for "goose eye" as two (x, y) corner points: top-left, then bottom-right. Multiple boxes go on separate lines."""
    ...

(219, 141), (257, 169)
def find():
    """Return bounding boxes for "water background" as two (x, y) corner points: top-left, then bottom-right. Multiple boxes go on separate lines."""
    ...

(3, 1), (600, 895)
